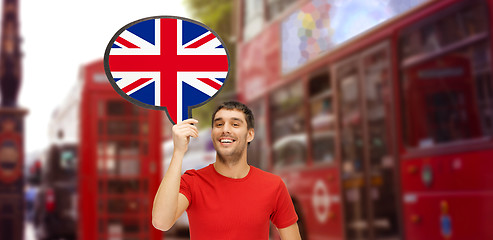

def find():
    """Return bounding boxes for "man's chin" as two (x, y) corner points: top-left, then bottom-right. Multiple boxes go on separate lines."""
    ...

(216, 151), (242, 164)
(217, 150), (234, 158)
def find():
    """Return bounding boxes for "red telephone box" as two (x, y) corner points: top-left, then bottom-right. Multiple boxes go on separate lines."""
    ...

(78, 60), (162, 240)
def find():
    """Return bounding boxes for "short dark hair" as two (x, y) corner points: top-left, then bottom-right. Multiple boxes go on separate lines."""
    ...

(211, 101), (255, 129)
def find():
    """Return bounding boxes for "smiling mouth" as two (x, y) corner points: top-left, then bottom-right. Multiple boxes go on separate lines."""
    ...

(219, 138), (236, 144)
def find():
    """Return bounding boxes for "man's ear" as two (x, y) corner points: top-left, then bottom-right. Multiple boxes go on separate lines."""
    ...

(247, 128), (255, 143)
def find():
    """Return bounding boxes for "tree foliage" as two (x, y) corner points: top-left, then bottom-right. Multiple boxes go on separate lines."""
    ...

(183, 0), (236, 129)
(183, 0), (233, 40)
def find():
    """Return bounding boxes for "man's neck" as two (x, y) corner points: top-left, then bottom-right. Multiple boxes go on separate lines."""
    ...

(213, 160), (250, 179)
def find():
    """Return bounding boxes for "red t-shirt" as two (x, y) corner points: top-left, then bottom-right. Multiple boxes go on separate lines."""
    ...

(179, 164), (298, 240)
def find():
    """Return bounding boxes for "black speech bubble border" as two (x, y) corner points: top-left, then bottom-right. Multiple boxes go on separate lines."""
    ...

(103, 15), (231, 125)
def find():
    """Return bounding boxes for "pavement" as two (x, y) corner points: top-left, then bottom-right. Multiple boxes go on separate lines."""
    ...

(23, 221), (190, 240)
(24, 221), (35, 240)
(24, 221), (191, 240)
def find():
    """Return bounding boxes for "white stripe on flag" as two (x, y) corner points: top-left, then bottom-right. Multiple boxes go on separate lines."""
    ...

(113, 72), (160, 89)
(178, 72), (227, 80)
(182, 31), (212, 48)
(155, 74), (160, 106)
(126, 78), (154, 95)
(209, 78), (224, 86)
(177, 20), (226, 56)
(178, 72), (226, 97)
(119, 30), (155, 49)
(111, 19), (160, 56)
(181, 77), (218, 97)
(177, 77), (183, 122)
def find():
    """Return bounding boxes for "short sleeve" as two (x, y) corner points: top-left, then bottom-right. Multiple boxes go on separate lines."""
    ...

(270, 179), (299, 229)
(179, 170), (195, 208)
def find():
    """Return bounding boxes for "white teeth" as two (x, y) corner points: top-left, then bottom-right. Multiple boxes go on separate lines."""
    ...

(220, 139), (233, 143)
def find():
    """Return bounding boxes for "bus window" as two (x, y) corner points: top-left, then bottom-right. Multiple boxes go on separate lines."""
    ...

(44, 145), (78, 182)
(309, 71), (335, 164)
(270, 81), (307, 168)
(400, 1), (492, 148)
(273, 139), (306, 167)
(247, 99), (269, 170)
(60, 149), (76, 170)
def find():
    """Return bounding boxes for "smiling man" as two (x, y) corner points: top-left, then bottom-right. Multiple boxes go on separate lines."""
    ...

(152, 101), (301, 240)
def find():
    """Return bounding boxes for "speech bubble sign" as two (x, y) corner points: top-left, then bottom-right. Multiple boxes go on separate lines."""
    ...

(104, 16), (230, 124)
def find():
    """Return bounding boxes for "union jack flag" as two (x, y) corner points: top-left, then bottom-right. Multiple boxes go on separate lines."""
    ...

(105, 17), (229, 124)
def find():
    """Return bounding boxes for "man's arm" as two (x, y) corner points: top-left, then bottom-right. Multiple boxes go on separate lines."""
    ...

(152, 119), (198, 231)
(278, 222), (302, 240)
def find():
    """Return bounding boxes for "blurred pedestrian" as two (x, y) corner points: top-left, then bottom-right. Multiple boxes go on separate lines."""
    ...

(25, 183), (38, 222)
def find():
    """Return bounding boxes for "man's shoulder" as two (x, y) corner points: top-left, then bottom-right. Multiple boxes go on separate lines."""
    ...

(183, 164), (212, 177)
(251, 166), (283, 184)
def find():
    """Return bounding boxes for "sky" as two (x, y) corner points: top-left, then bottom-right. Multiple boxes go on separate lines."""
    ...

(18, 0), (191, 155)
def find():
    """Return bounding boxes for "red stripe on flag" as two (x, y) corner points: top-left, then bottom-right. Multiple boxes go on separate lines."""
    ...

(122, 78), (152, 93)
(109, 55), (228, 72)
(185, 33), (216, 48)
(161, 18), (178, 123)
(197, 78), (222, 90)
(116, 36), (139, 48)
(176, 55), (228, 71)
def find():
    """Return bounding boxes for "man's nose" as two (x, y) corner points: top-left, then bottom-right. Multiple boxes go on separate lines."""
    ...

(223, 123), (232, 133)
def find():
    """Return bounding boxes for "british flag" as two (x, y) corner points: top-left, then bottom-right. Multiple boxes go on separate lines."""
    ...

(105, 17), (229, 124)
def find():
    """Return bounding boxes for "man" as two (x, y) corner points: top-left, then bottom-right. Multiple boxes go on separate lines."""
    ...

(152, 101), (301, 240)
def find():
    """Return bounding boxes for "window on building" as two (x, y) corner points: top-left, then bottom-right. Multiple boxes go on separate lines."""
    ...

(267, 0), (297, 20)
(243, 0), (264, 41)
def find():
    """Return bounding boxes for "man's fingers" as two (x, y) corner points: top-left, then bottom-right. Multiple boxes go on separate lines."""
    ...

(190, 125), (199, 136)
(175, 123), (199, 133)
(180, 118), (199, 125)
(173, 119), (199, 138)
(188, 128), (198, 138)
(187, 127), (198, 138)
(171, 119), (199, 154)
(175, 127), (198, 138)
(186, 130), (199, 138)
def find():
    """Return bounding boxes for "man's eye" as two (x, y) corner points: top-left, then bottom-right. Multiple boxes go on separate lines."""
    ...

(216, 123), (223, 127)
(233, 123), (239, 127)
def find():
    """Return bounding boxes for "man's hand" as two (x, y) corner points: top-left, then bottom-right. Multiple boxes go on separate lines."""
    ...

(153, 118), (197, 231)
(172, 119), (199, 154)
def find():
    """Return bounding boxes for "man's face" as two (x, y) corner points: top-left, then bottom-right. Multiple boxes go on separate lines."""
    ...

(211, 109), (254, 162)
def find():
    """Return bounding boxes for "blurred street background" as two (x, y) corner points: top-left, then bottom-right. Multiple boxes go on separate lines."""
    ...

(0, 0), (491, 239)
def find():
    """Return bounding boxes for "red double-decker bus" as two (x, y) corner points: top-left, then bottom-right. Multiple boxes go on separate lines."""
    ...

(237, 0), (493, 239)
